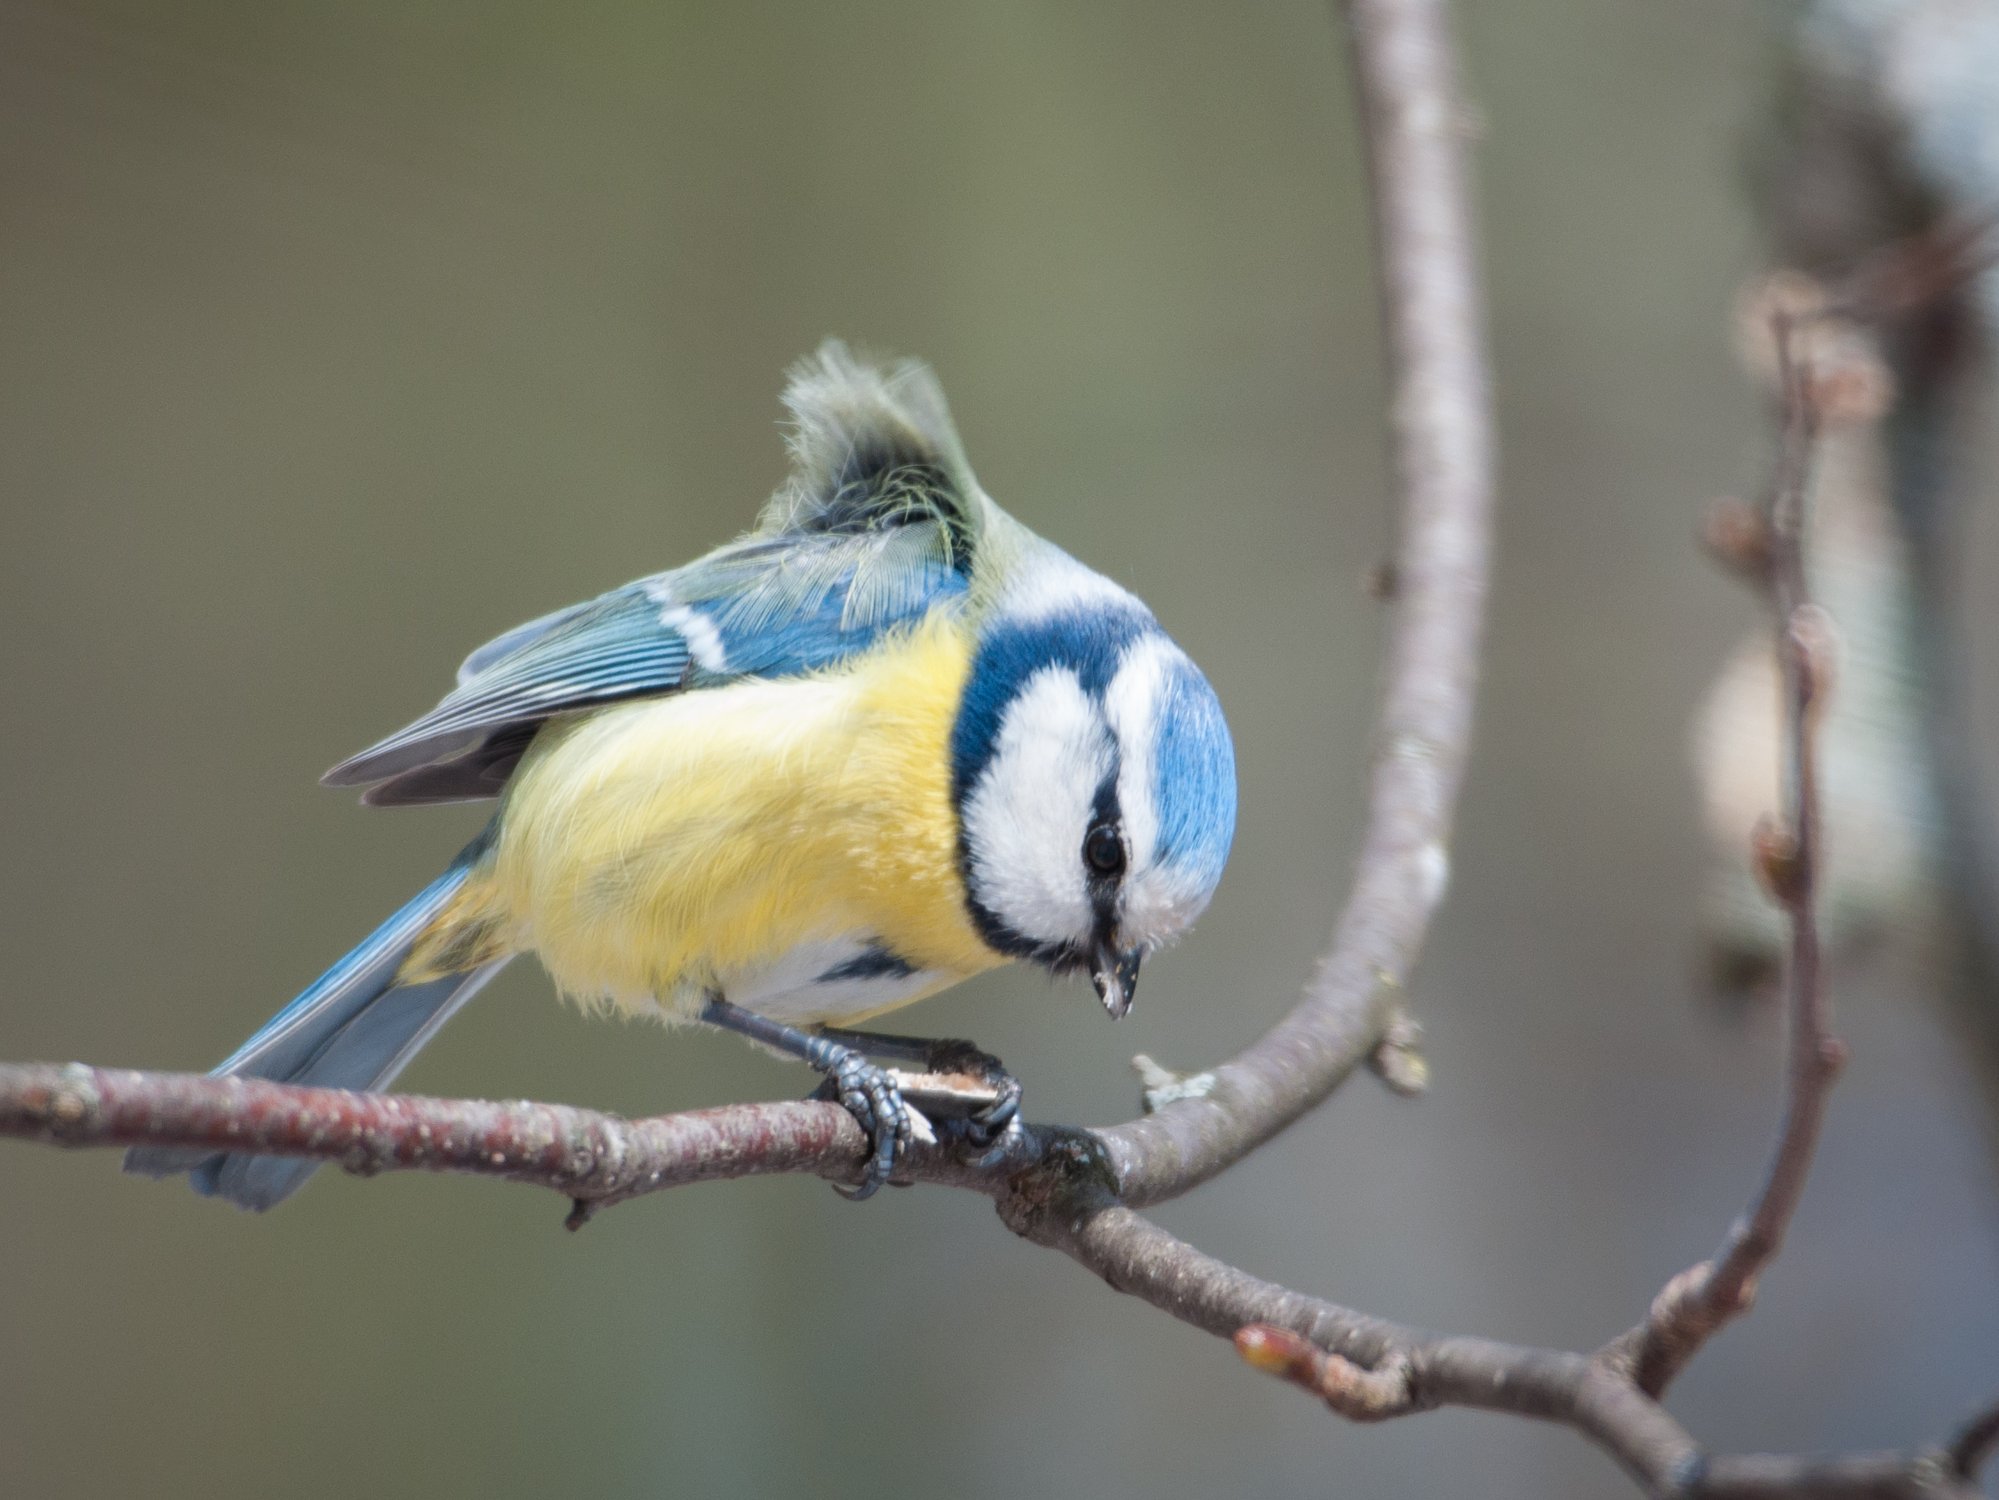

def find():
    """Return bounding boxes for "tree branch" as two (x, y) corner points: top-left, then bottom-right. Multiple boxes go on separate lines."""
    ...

(1093, 0), (1494, 1205)
(0, 1062), (1041, 1219)
(1603, 307), (1848, 1397)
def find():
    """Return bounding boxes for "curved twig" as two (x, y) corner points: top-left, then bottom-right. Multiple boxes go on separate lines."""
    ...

(1604, 310), (1849, 1397)
(1096, 0), (1492, 1205)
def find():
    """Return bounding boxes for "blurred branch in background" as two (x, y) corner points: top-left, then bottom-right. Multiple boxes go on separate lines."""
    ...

(1, 1), (1996, 1496)
(1697, 1), (1999, 1097)
(1227, 195), (1995, 1496)
(1607, 305), (1848, 1403)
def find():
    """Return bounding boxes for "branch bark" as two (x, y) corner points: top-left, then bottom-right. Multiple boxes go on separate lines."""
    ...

(0, 1061), (1043, 1220)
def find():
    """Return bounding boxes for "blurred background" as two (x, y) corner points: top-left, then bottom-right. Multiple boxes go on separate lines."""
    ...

(4, 2), (1997, 1496)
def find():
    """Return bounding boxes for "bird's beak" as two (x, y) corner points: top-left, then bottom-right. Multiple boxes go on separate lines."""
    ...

(1091, 943), (1142, 1020)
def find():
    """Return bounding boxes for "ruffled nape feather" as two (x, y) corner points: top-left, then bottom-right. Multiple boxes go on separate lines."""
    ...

(761, 340), (985, 564)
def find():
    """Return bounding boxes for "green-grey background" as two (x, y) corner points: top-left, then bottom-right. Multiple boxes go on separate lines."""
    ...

(3, 3), (1996, 1497)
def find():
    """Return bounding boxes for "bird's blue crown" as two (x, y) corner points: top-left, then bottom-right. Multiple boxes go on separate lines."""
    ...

(949, 582), (1236, 981)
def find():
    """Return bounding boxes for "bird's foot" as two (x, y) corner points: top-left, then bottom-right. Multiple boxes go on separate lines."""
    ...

(924, 1039), (1024, 1160)
(806, 1043), (913, 1201)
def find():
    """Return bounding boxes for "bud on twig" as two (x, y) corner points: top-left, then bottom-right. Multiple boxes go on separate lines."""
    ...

(1751, 816), (1806, 907)
(1233, 1325), (1415, 1421)
(1368, 1009), (1430, 1097)
(1700, 496), (1772, 582)
(1785, 604), (1837, 717)
(1235, 1324), (1321, 1383)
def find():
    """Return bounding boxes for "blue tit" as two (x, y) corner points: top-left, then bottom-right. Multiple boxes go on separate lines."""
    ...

(126, 342), (1237, 1207)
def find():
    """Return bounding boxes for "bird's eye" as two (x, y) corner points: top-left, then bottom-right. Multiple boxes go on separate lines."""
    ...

(1083, 823), (1126, 877)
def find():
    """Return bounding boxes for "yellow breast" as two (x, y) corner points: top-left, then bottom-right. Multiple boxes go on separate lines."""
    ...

(466, 612), (1002, 1021)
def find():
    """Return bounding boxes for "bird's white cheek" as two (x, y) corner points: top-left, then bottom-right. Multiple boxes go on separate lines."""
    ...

(962, 668), (1106, 946)
(1105, 635), (1182, 874)
(1120, 862), (1216, 952)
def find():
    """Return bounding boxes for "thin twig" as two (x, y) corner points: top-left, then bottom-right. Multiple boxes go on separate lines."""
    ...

(1094, 0), (1494, 1205)
(1603, 310), (1850, 1398)
(1696, 1450), (1984, 1500)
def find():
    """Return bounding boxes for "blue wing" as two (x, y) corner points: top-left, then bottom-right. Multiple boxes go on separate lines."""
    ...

(324, 534), (970, 804)
(323, 340), (987, 806)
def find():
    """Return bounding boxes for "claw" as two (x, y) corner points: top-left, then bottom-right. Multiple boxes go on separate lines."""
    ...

(926, 1040), (1024, 1155)
(954, 1117), (1023, 1170)
(821, 1051), (910, 1201)
(702, 998), (921, 1201)
(962, 1074), (1022, 1147)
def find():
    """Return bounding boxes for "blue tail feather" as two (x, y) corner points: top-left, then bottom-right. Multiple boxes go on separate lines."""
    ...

(125, 833), (507, 1211)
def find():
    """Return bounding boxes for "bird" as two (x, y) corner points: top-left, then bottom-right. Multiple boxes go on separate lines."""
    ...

(125, 342), (1238, 1208)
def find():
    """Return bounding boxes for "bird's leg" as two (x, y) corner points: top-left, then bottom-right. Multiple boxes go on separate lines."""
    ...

(813, 1025), (1022, 1152)
(697, 997), (910, 1201)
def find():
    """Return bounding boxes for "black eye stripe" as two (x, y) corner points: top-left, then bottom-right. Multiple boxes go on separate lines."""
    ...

(951, 669), (1130, 963)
